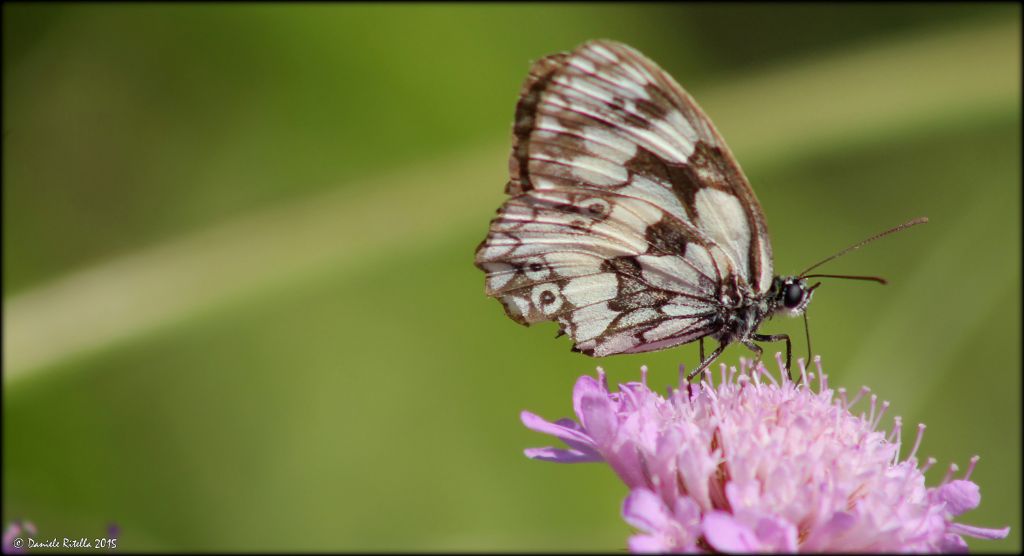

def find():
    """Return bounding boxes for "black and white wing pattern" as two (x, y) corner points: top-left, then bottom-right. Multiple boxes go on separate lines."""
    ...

(475, 40), (773, 356)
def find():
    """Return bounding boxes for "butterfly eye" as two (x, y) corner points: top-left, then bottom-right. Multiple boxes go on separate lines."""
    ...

(783, 282), (805, 309)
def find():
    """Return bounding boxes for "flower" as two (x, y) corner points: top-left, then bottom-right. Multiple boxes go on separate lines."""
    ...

(1, 521), (117, 554)
(521, 355), (1009, 553)
(2, 521), (36, 554)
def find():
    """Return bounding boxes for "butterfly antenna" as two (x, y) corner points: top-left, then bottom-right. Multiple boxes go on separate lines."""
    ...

(799, 217), (928, 277)
(801, 273), (888, 285)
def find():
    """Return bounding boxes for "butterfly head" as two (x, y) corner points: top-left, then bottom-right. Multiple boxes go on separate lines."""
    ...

(772, 276), (818, 316)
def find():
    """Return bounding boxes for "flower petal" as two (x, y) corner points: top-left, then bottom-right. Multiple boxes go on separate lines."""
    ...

(800, 511), (856, 551)
(573, 374), (606, 422)
(578, 393), (618, 448)
(628, 534), (671, 553)
(948, 523), (1011, 540)
(520, 410), (596, 450)
(935, 480), (980, 515)
(622, 488), (670, 533)
(551, 418), (599, 453)
(523, 446), (602, 463)
(938, 533), (970, 553)
(753, 516), (798, 552)
(703, 511), (761, 552)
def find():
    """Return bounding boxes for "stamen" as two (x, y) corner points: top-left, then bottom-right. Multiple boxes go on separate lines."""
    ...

(872, 400), (891, 431)
(920, 457), (938, 474)
(908, 424), (926, 462)
(759, 361), (779, 387)
(941, 463), (959, 486)
(640, 365), (648, 386)
(963, 455), (980, 481)
(837, 387), (848, 408)
(704, 378), (719, 401)
(814, 355), (825, 392)
(868, 394), (878, 425)
(597, 366), (607, 390)
(798, 358), (810, 388)
(847, 386), (870, 410)
(887, 415), (902, 442)
(890, 416), (903, 463)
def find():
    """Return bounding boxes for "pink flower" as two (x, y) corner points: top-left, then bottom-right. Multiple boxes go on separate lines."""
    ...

(2, 521), (36, 554)
(2, 521), (117, 554)
(522, 355), (1009, 553)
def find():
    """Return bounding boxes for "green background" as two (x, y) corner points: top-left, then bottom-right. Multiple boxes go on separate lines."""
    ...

(3, 4), (1020, 552)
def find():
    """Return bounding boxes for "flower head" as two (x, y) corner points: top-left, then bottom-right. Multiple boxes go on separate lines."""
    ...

(2, 521), (36, 554)
(522, 355), (1009, 553)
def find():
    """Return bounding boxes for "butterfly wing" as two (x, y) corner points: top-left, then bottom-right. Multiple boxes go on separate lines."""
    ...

(475, 40), (772, 356)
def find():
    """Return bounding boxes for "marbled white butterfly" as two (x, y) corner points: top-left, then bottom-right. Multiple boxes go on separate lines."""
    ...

(475, 40), (925, 381)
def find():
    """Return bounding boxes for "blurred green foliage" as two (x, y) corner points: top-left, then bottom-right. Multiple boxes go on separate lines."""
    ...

(3, 3), (1020, 552)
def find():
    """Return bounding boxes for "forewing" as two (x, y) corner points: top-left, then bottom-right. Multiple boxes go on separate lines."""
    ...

(506, 40), (773, 293)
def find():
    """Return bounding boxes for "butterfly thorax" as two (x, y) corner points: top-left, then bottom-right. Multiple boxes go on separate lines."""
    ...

(709, 286), (772, 346)
(709, 275), (812, 346)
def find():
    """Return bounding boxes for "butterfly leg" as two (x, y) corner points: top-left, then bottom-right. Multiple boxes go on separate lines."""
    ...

(751, 333), (793, 382)
(699, 337), (705, 361)
(741, 339), (764, 370)
(686, 341), (725, 382)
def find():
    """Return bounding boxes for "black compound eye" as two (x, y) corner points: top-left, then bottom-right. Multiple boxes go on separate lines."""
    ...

(783, 283), (805, 309)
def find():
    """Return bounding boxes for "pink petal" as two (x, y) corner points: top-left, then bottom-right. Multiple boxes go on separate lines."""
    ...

(520, 411), (596, 450)
(671, 496), (702, 527)
(3, 525), (21, 546)
(628, 534), (669, 553)
(572, 374), (606, 420)
(703, 511), (761, 552)
(550, 418), (601, 453)
(948, 523), (1011, 540)
(938, 533), (970, 553)
(622, 488), (670, 533)
(523, 446), (602, 463)
(753, 516), (798, 552)
(801, 511), (856, 551)
(935, 480), (980, 515)
(579, 393), (618, 448)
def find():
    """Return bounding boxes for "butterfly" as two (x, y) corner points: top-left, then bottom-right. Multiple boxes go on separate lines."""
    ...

(474, 40), (925, 381)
